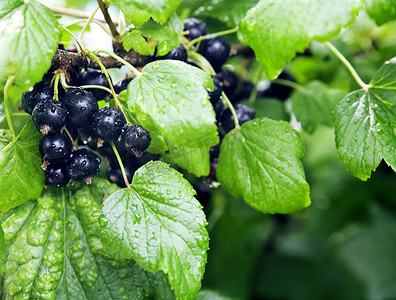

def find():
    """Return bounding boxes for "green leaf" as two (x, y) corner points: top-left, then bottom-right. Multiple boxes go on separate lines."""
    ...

(124, 60), (218, 176)
(111, 0), (182, 23)
(194, 0), (258, 27)
(0, 179), (175, 299)
(124, 16), (183, 56)
(339, 206), (396, 300)
(0, 225), (4, 277)
(364, 0), (396, 25)
(292, 81), (346, 133)
(101, 161), (209, 300)
(123, 30), (153, 54)
(241, 99), (289, 121)
(0, 120), (44, 212)
(111, 0), (150, 26)
(197, 290), (232, 300)
(239, 0), (361, 79)
(334, 57), (396, 180)
(216, 118), (310, 214)
(0, 1), (60, 90)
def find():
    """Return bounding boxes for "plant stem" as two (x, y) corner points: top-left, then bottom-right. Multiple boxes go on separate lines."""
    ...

(110, 141), (130, 188)
(95, 49), (141, 77)
(65, 19), (112, 36)
(47, 5), (119, 24)
(1, 136), (19, 153)
(80, 85), (113, 95)
(53, 73), (60, 100)
(87, 52), (128, 120)
(188, 51), (216, 75)
(272, 78), (303, 91)
(97, 0), (119, 38)
(222, 92), (240, 129)
(325, 42), (369, 91)
(4, 75), (16, 137)
(63, 127), (77, 150)
(186, 26), (239, 50)
(78, 5), (100, 39)
(61, 26), (87, 53)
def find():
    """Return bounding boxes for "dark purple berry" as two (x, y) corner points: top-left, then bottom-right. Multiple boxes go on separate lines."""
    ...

(62, 88), (99, 128)
(66, 149), (101, 183)
(114, 78), (132, 94)
(78, 68), (112, 100)
(22, 82), (53, 115)
(208, 75), (223, 105)
(183, 18), (208, 41)
(256, 72), (295, 101)
(106, 164), (135, 188)
(78, 128), (98, 150)
(157, 44), (188, 62)
(213, 99), (225, 122)
(32, 99), (68, 134)
(198, 37), (230, 70)
(120, 124), (151, 157)
(92, 107), (126, 142)
(45, 164), (70, 187)
(220, 104), (256, 133)
(39, 132), (72, 164)
(232, 81), (255, 103)
(217, 70), (238, 97)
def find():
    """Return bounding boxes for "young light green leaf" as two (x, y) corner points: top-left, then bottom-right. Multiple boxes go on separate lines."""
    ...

(125, 60), (218, 151)
(292, 81), (346, 133)
(111, 0), (182, 23)
(0, 179), (175, 299)
(239, 0), (361, 79)
(100, 161), (209, 300)
(364, 0), (396, 25)
(217, 118), (310, 214)
(111, 0), (150, 26)
(334, 57), (396, 180)
(0, 120), (44, 212)
(194, 0), (258, 26)
(0, 1), (60, 90)
(123, 30), (153, 54)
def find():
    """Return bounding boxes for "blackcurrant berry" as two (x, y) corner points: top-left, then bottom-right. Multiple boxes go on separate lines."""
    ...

(220, 104), (256, 133)
(78, 128), (98, 150)
(198, 37), (230, 70)
(114, 78), (132, 94)
(44, 164), (70, 187)
(120, 124), (151, 157)
(92, 107), (126, 142)
(157, 44), (188, 62)
(232, 81), (255, 103)
(106, 164), (135, 187)
(62, 88), (99, 128)
(208, 75), (223, 105)
(78, 68), (112, 100)
(66, 149), (101, 183)
(39, 132), (72, 165)
(22, 82), (53, 115)
(256, 72), (295, 101)
(217, 70), (238, 97)
(183, 18), (208, 41)
(32, 99), (68, 134)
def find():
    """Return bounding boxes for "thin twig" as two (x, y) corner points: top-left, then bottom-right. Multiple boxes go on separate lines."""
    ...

(47, 5), (119, 25)
(97, 0), (119, 38)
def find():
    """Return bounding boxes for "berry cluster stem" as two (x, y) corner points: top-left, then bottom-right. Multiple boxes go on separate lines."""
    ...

(80, 85), (113, 95)
(95, 50), (141, 77)
(52, 72), (61, 100)
(61, 26), (87, 53)
(4, 75), (16, 137)
(87, 53), (128, 121)
(221, 91), (240, 129)
(186, 26), (239, 50)
(325, 42), (369, 91)
(110, 141), (131, 188)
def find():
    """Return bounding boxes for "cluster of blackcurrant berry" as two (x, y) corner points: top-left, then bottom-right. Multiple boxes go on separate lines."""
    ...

(22, 68), (151, 188)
